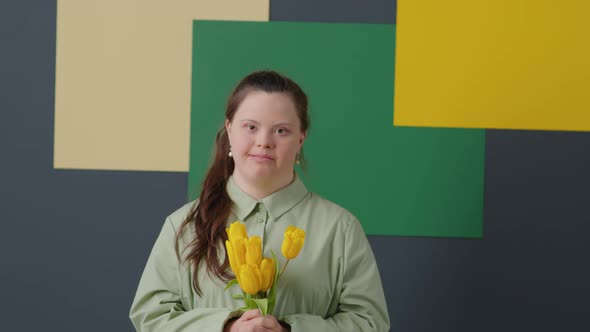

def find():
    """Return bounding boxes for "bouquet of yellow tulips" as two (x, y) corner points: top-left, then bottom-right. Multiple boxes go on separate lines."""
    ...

(225, 221), (305, 315)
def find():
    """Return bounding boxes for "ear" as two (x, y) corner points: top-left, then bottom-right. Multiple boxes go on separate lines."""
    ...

(298, 131), (307, 148)
(225, 119), (231, 134)
(225, 119), (233, 147)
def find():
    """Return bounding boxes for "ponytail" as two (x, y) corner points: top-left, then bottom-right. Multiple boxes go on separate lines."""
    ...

(175, 126), (234, 296)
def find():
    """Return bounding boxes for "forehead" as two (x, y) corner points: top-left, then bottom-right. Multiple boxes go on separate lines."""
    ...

(234, 91), (299, 123)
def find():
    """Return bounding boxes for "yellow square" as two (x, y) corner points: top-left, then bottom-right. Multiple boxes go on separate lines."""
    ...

(393, 0), (590, 131)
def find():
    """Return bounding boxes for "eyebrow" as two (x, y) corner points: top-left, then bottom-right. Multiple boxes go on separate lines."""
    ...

(239, 119), (295, 127)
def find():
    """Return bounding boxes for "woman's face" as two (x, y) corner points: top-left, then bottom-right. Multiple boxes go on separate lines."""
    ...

(226, 90), (306, 184)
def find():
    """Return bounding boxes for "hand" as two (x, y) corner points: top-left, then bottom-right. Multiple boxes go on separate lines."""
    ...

(224, 309), (290, 332)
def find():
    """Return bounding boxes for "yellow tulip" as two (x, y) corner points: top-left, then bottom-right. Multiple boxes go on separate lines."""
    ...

(232, 238), (246, 267)
(281, 225), (305, 259)
(238, 264), (262, 295)
(226, 221), (248, 242)
(259, 257), (275, 291)
(225, 240), (238, 274)
(234, 263), (243, 287)
(245, 236), (262, 266)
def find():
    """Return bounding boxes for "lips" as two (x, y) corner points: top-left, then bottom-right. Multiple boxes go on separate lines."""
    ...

(249, 154), (274, 161)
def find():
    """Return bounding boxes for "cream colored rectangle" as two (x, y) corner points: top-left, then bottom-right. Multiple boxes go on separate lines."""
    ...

(54, 0), (269, 171)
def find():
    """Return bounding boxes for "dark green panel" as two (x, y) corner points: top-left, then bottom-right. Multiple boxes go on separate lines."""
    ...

(189, 20), (485, 237)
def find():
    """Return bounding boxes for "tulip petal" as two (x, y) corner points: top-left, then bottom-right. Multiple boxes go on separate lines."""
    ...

(259, 257), (275, 291)
(238, 264), (262, 295)
(245, 236), (263, 266)
(233, 238), (246, 267)
(226, 240), (237, 274)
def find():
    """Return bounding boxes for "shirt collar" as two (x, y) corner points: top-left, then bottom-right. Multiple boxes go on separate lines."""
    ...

(226, 173), (309, 222)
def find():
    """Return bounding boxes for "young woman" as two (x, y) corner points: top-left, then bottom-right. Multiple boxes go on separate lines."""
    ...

(130, 70), (390, 332)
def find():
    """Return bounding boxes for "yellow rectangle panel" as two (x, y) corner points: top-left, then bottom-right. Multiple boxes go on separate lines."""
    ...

(393, 0), (590, 132)
(54, 0), (269, 172)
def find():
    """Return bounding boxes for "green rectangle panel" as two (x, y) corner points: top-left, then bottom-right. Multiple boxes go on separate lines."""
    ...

(189, 20), (485, 237)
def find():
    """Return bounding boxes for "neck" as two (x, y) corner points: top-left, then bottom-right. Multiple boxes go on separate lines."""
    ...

(233, 171), (295, 200)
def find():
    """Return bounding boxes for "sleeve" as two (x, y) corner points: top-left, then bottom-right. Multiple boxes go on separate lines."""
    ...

(281, 217), (391, 332)
(129, 217), (241, 332)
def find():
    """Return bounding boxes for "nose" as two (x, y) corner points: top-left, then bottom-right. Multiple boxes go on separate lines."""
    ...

(256, 131), (273, 149)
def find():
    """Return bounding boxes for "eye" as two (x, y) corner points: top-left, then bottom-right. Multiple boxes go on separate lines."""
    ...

(274, 128), (289, 135)
(246, 124), (256, 131)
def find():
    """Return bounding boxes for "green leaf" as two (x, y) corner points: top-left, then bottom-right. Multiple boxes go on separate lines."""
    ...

(244, 293), (257, 309)
(224, 278), (239, 291)
(252, 298), (269, 316)
(271, 250), (281, 281)
(267, 284), (277, 315)
(231, 294), (244, 300)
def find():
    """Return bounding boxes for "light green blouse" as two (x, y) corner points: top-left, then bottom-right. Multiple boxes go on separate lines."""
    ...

(129, 175), (390, 331)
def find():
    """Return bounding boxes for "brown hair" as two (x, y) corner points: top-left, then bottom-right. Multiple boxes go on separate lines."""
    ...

(176, 70), (310, 296)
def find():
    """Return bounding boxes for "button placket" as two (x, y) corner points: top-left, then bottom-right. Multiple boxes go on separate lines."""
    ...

(257, 204), (269, 244)
(247, 203), (262, 242)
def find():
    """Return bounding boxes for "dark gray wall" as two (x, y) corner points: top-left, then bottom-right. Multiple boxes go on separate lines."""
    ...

(1, 1), (589, 331)
(1, 1), (187, 330)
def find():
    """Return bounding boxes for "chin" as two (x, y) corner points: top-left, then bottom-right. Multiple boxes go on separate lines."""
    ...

(250, 170), (276, 180)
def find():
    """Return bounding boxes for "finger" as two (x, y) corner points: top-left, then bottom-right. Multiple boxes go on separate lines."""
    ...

(246, 325), (275, 332)
(237, 319), (275, 332)
(248, 316), (281, 330)
(239, 309), (262, 322)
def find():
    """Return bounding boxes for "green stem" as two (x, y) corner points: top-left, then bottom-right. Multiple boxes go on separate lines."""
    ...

(278, 259), (290, 282)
